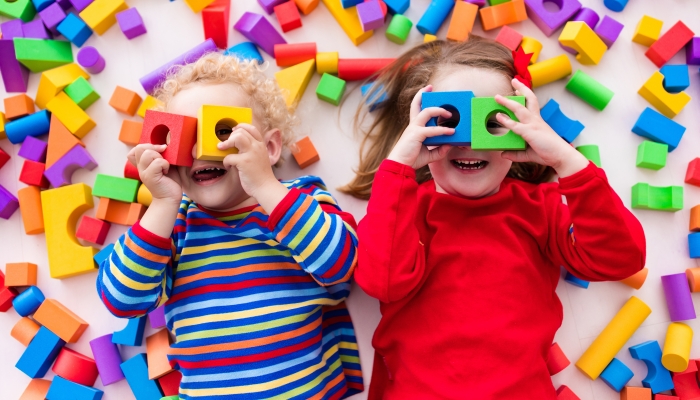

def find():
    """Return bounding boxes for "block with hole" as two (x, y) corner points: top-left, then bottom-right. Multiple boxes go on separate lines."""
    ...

(385, 14), (412, 44)
(64, 76), (100, 110)
(638, 71), (690, 118)
(292, 136), (319, 169)
(631, 183), (683, 212)
(421, 91), (474, 146)
(636, 141), (667, 170)
(196, 105), (253, 161)
(471, 96), (526, 151)
(528, 54), (572, 88)
(109, 86), (142, 116)
(632, 15), (663, 46)
(524, 0), (581, 37)
(140, 110), (198, 166)
(575, 145), (600, 167)
(316, 73), (347, 106)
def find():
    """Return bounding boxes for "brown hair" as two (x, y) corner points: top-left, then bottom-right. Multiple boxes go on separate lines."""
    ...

(339, 36), (554, 200)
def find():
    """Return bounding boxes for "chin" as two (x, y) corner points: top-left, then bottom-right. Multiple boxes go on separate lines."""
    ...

(181, 166), (246, 211)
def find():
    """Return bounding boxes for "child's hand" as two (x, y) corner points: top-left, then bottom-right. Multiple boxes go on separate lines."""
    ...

(495, 79), (590, 178)
(387, 85), (455, 169)
(127, 144), (183, 205)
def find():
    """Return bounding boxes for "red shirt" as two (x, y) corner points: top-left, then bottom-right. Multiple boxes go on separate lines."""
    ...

(356, 160), (646, 399)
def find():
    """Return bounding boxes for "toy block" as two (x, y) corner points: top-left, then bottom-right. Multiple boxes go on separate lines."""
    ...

(140, 110), (198, 166)
(46, 376), (103, 400)
(118, 120), (143, 146)
(662, 322), (692, 372)
(422, 91), (474, 146)
(660, 65), (689, 93)
(546, 342), (570, 375)
(670, 358), (700, 399)
(20, 379), (51, 400)
(52, 347), (99, 387)
(646, 21), (694, 68)
(274, 1), (302, 33)
(36, 63), (90, 109)
(636, 141), (667, 170)
(340, 0), (362, 7)
(686, 159), (700, 186)
(633, 16), (662, 47)
(182, 0), (216, 13)
(19, 136), (48, 162)
(691, 205), (700, 232)
(137, 96), (161, 119)
(93, 174), (139, 202)
(32, 0), (54, 12)
(275, 42), (317, 67)
(629, 340), (674, 393)
(124, 160), (140, 181)
(224, 42), (263, 64)
(259, 0), (286, 13)
(23, 18), (50, 39)
(13, 286), (45, 316)
(46, 92), (96, 138)
(12, 317), (41, 346)
(576, 296), (651, 379)
(1, 16), (25, 39)
(57, 13), (93, 47)
(382, 0), (408, 14)
(77, 46), (105, 74)
(357, 0), (384, 32)
(64, 76), (99, 110)
(528, 54), (572, 87)
(416, 0), (453, 35)
(20, 160), (49, 189)
(471, 96), (526, 151)
(158, 370), (182, 396)
(479, 0), (526, 31)
(578, 143), (603, 167)
(620, 387), (651, 400)
(446, 1), (478, 42)
(196, 105), (252, 161)
(94, 244), (114, 265)
(595, 15), (623, 48)
(524, 0), (581, 37)
(337, 58), (393, 80)
(89, 334), (125, 386)
(96, 197), (146, 225)
(233, 12), (286, 56)
(654, 395), (680, 400)
(13, 38), (73, 72)
(275, 59), (315, 106)
(600, 358), (633, 392)
(46, 116), (85, 168)
(688, 267), (700, 293)
(34, 298), (89, 342)
(361, 82), (388, 112)
(0, 147), (8, 169)
(68, 0), (95, 12)
(121, 353), (164, 399)
(686, 38), (700, 65)
(565, 70), (613, 111)
(18, 187), (44, 235)
(5, 262), (38, 287)
(149, 305), (166, 329)
(77, 216), (111, 245)
(113, 316), (147, 346)
(555, 385), (580, 400)
(44, 144), (97, 187)
(320, 0), (373, 46)
(424, 33), (437, 43)
(79, 0), (128, 35)
(603, 0), (626, 11)
(540, 98), (584, 143)
(632, 108), (685, 151)
(116, 7), (146, 39)
(137, 182), (152, 206)
(0, 0), (36, 21)
(316, 73), (346, 106)
(570, 7), (598, 29)
(16, 326), (66, 378)
(0, 270), (19, 308)
(109, 86), (142, 116)
(146, 329), (173, 379)
(495, 26), (523, 51)
(0, 39), (30, 93)
(385, 14), (412, 44)
(564, 270), (590, 288)
(293, 136), (319, 168)
(631, 183), (683, 212)
(39, 2), (67, 34)
(4, 93), (35, 120)
(139, 39), (217, 95)
(201, 0), (229, 49)
(5, 110), (51, 144)
(0, 112), (5, 140)
(559, 21), (606, 65)
(295, 0), (320, 14)
(690, 233), (700, 258)
(638, 71), (690, 118)
(0, 184), (20, 220)
(316, 51), (339, 74)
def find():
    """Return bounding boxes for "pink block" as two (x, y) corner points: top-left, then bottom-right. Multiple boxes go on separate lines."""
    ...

(495, 25), (523, 51)
(43, 144), (98, 188)
(0, 147), (10, 169)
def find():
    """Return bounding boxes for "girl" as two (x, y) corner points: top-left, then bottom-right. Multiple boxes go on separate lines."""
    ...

(342, 37), (645, 398)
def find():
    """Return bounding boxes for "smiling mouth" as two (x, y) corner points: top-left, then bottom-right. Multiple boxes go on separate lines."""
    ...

(191, 167), (228, 182)
(451, 159), (488, 170)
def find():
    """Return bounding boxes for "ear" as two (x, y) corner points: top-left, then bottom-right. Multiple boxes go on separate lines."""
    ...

(264, 128), (283, 166)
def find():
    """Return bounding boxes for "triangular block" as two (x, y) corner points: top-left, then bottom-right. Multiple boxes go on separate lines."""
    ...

(46, 115), (85, 168)
(275, 59), (315, 107)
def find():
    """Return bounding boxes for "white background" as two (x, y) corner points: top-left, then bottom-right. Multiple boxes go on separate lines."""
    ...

(1, 0), (700, 398)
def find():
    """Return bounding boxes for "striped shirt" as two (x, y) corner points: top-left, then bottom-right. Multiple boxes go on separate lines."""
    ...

(96, 176), (364, 399)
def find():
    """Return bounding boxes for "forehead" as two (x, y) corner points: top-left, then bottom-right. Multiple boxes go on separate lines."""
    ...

(429, 66), (513, 97)
(166, 82), (251, 119)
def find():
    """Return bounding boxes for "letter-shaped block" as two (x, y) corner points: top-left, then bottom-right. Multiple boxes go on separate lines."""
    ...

(316, 51), (339, 74)
(234, 12), (287, 55)
(274, 42), (316, 67)
(4, 93), (35, 120)
(421, 91), (474, 146)
(417, 0), (452, 35)
(636, 141), (667, 170)
(200, 0), (229, 49)
(471, 96), (526, 150)
(292, 136), (320, 168)
(274, 0), (302, 33)
(633, 16), (663, 47)
(566, 70), (613, 110)
(495, 26), (523, 51)
(660, 65), (689, 93)
(12, 286), (45, 316)
(41, 183), (98, 278)
(540, 98), (584, 143)
(57, 12), (93, 47)
(116, 7), (147, 39)
(638, 71), (690, 118)
(44, 144), (98, 188)
(140, 110), (198, 167)
(0, 39), (30, 93)
(275, 59), (315, 106)
(0, 184), (20, 220)
(36, 63), (90, 109)
(564, 271), (590, 288)
(96, 197), (146, 225)
(121, 353), (164, 400)
(629, 340), (675, 393)
(631, 183), (683, 212)
(0, 0), (36, 21)
(685, 158), (700, 186)
(79, 0), (127, 35)
(119, 121), (142, 147)
(5, 110), (51, 144)
(11, 316), (41, 346)
(93, 174), (139, 202)
(646, 21), (694, 68)
(5, 262), (37, 287)
(89, 334), (125, 386)
(595, 15), (624, 48)
(158, 370), (182, 396)
(316, 73), (347, 106)
(46, 376), (103, 400)
(109, 86), (142, 116)
(524, 0), (581, 37)
(479, 0), (527, 31)
(559, 21), (607, 65)
(46, 92), (96, 138)
(632, 108), (686, 151)
(357, 0), (384, 32)
(182, 0), (216, 13)
(320, 0), (373, 46)
(113, 316), (147, 346)
(16, 326), (66, 378)
(546, 342), (570, 375)
(76, 216), (111, 245)
(662, 322), (692, 372)
(139, 39), (218, 95)
(576, 296), (651, 379)
(224, 42), (263, 64)
(385, 14), (412, 44)
(20, 379), (52, 400)
(528, 54), (572, 87)
(13, 38), (73, 72)
(446, 1), (478, 42)
(64, 76), (100, 110)
(77, 46), (106, 74)
(146, 329), (173, 379)
(337, 58), (393, 81)
(361, 82), (388, 112)
(52, 348), (99, 386)
(600, 358), (634, 392)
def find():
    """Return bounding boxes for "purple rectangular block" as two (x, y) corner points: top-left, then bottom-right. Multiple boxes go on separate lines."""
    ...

(0, 185), (19, 220)
(139, 39), (217, 95)
(116, 7), (147, 39)
(18, 136), (48, 162)
(89, 334), (125, 386)
(662, 273), (696, 321)
(465, 0), (486, 5)
(57, 0), (73, 9)
(525, 0), (581, 37)
(0, 40), (30, 93)
(39, 2), (67, 34)
(357, 1), (384, 31)
(686, 37), (700, 65)
(1, 20), (24, 40)
(234, 12), (287, 56)
(69, 0), (93, 12)
(148, 306), (166, 329)
(595, 15), (623, 48)
(258, 0), (286, 14)
(43, 144), (97, 188)
(23, 19), (52, 39)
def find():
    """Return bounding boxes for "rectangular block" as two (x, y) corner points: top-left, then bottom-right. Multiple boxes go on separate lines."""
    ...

(646, 21), (694, 68)
(46, 376), (103, 400)
(92, 174), (139, 202)
(19, 379), (52, 400)
(46, 92), (96, 138)
(33, 299), (89, 343)
(79, 0), (128, 35)
(0, 39), (30, 93)
(121, 353), (164, 400)
(96, 197), (146, 225)
(146, 329), (173, 379)
(36, 63), (90, 109)
(13, 38), (73, 72)
(18, 186), (45, 235)
(479, 0), (527, 31)
(118, 120), (144, 146)
(446, 1), (478, 42)
(16, 327), (66, 378)
(632, 107), (686, 151)
(471, 96), (527, 150)
(5, 262), (38, 287)
(636, 140), (667, 170)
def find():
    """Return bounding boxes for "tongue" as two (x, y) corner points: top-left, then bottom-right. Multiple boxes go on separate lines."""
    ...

(195, 169), (225, 181)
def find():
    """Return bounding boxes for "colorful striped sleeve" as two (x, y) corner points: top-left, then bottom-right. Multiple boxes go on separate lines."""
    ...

(267, 185), (358, 287)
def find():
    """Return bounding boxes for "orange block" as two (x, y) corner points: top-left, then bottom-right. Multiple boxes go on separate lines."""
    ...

(620, 267), (648, 290)
(11, 316), (41, 346)
(18, 186), (44, 235)
(19, 379), (51, 400)
(96, 197), (146, 225)
(4, 94), (35, 120)
(292, 136), (319, 169)
(46, 115), (85, 168)
(294, 0), (319, 14)
(4, 262), (38, 287)
(479, 0), (527, 31)
(146, 329), (173, 379)
(109, 86), (143, 116)
(691, 205), (700, 231)
(446, 1), (478, 42)
(687, 268), (700, 292)
(620, 386), (652, 400)
(33, 299), (89, 343)
(119, 120), (144, 146)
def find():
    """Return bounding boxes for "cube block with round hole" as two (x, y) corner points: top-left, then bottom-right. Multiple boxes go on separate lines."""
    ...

(471, 96), (526, 150)
(140, 110), (198, 167)
(196, 105), (253, 161)
(421, 90), (474, 146)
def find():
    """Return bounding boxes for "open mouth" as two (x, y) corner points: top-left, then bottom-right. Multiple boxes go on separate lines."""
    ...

(450, 159), (488, 170)
(191, 166), (227, 183)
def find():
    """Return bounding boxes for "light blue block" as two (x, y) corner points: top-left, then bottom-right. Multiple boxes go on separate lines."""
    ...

(600, 358), (634, 392)
(16, 326), (65, 378)
(564, 271), (589, 289)
(422, 91), (474, 146)
(629, 340), (674, 393)
(540, 99), (584, 143)
(12, 285), (45, 316)
(94, 243), (114, 265)
(632, 107), (686, 152)
(361, 82), (388, 112)
(384, 0), (409, 14)
(5, 110), (51, 144)
(32, 0), (55, 12)
(660, 64), (689, 93)
(112, 315), (147, 346)
(224, 42), (263, 64)
(416, 0), (453, 35)
(689, 233), (700, 258)
(47, 376), (104, 400)
(121, 353), (164, 400)
(57, 12), (92, 47)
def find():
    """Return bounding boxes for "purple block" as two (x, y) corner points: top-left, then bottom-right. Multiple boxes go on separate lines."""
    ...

(0, 185), (19, 220)
(148, 306), (166, 329)
(116, 7), (146, 39)
(43, 144), (98, 188)
(572, 7), (599, 29)
(357, 1), (384, 31)
(57, 0), (73, 9)
(661, 273), (696, 321)
(0, 40), (30, 93)
(258, 0), (286, 14)
(18, 136), (48, 162)
(595, 15), (623, 48)
(39, 2), (67, 34)
(465, 0), (486, 5)
(1, 20), (25, 40)
(234, 12), (286, 57)
(89, 334), (125, 386)
(77, 46), (105, 74)
(139, 39), (217, 95)
(686, 37), (700, 65)
(23, 19), (52, 39)
(68, 0), (93, 12)
(524, 0), (581, 37)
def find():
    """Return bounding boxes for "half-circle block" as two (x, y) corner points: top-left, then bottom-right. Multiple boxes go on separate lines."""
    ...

(44, 144), (98, 188)
(629, 340), (674, 393)
(638, 71), (690, 118)
(600, 358), (633, 392)
(631, 183), (683, 212)
(540, 98), (584, 143)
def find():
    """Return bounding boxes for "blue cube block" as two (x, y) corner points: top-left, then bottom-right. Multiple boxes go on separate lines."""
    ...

(689, 233), (700, 258)
(361, 82), (388, 112)
(660, 64), (689, 93)
(416, 0), (453, 35)
(564, 271), (589, 289)
(94, 243), (114, 265)
(421, 90), (474, 146)
(47, 376), (104, 400)
(5, 110), (51, 144)
(629, 340), (674, 393)
(384, 0), (410, 14)
(16, 326), (65, 378)
(224, 42), (264, 64)
(341, 0), (363, 8)
(12, 286), (45, 316)
(632, 107), (686, 152)
(600, 358), (634, 392)
(121, 353), (164, 400)
(112, 315), (147, 346)
(32, 0), (55, 12)
(57, 13), (92, 47)
(540, 99), (584, 143)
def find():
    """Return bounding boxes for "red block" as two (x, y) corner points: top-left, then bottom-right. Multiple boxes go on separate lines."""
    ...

(274, 1), (302, 33)
(158, 370), (182, 396)
(140, 110), (198, 167)
(0, 270), (18, 312)
(124, 160), (140, 181)
(495, 25), (523, 51)
(546, 342), (570, 375)
(655, 395), (680, 400)
(685, 158), (700, 186)
(646, 21), (694, 67)
(337, 58), (395, 81)
(274, 42), (316, 66)
(556, 385), (580, 400)
(52, 348), (99, 387)
(0, 147), (9, 169)
(202, 0), (230, 49)
(20, 160), (49, 189)
(76, 215), (111, 245)
(670, 359), (700, 399)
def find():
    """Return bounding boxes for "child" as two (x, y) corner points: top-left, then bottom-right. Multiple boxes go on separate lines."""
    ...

(97, 52), (363, 399)
(342, 37), (645, 398)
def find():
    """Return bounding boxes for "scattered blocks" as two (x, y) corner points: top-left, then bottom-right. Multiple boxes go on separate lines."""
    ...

(5, 110), (51, 144)
(0, 39), (30, 93)
(35, 63), (90, 109)
(77, 216), (111, 245)
(471, 96), (526, 150)
(385, 14), (412, 44)
(77, 46), (106, 74)
(79, 0), (128, 35)
(575, 145), (601, 166)
(112, 316), (147, 346)
(638, 71), (690, 118)
(196, 105), (253, 161)
(446, 1), (478, 42)
(275, 58), (315, 106)
(89, 334), (125, 386)
(116, 7), (147, 39)
(11, 316), (41, 346)
(5, 262), (38, 287)
(316, 51), (339, 74)
(46, 92), (96, 138)
(33, 298), (89, 343)
(565, 70), (613, 110)
(416, 0), (453, 35)
(52, 348), (99, 387)
(46, 375), (103, 400)
(19, 160), (49, 189)
(636, 141), (667, 170)
(0, 185), (20, 221)
(546, 342), (570, 375)
(4, 93), (35, 120)
(422, 90), (474, 146)
(540, 98), (584, 143)
(662, 322), (692, 372)
(631, 183), (683, 212)
(629, 340), (675, 393)
(320, 0), (373, 46)
(633, 16), (663, 47)
(57, 12), (93, 47)
(292, 136), (320, 168)
(357, 0), (384, 32)
(64, 76), (100, 110)
(495, 26), (523, 51)
(13, 286), (45, 316)
(595, 15), (624, 48)
(646, 21), (694, 68)
(109, 86), (142, 116)
(689, 233), (700, 258)
(117, 119), (142, 146)
(559, 21), (607, 65)
(524, 0), (581, 37)
(146, 329), (173, 379)
(274, 42), (317, 67)
(93, 174), (139, 203)
(95, 197), (146, 225)
(202, 0), (230, 48)
(565, 270), (590, 288)
(16, 326), (65, 378)
(600, 358), (634, 392)
(121, 353), (164, 400)
(224, 42), (263, 64)
(660, 65), (690, 93)
(528, 54), (572, 87)
(316, 73), (347, 106)
(685, 158), (700, 186)
(274, 0), (302, 33)
(45, 116), (86, 168)
(479, 0), (527, 31)
(234, 11), (287, 55)
(44, 144), (98, 188)
(19, 136), (48, 162)
(631, 107), (686, 151)
(13, 38), (73, 72)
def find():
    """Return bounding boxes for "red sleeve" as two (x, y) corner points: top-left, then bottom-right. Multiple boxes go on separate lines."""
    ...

(548, 162), (646, 281)
(356, 159), (427, 303)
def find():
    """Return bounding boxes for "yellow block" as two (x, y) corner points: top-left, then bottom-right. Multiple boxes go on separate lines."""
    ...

(0, 111), (5, 140)
(46, 92), (96, 138)
(528, 54), (572, 88)
(662, 322), (692, 372)
(137, 95), (163, 118)
(275, 59), (315, 107)
(35, 64), (90, 109)
(424, 34), (437, 43)
(520, 36), (542, 64)
(559, 21), (607, 65)
(576, 296), (651, 379)
(183, 0), (215, 13)
(633, 15), (663, 46)
(320, 0), (373, 46)
(137, 184), (152, 207)
(79, 0), (128, 35)
(316, 52), (339, 75)
(196, 105), (253, 161)
(638, 71), (690, 118)
(41, 183), (98, 279)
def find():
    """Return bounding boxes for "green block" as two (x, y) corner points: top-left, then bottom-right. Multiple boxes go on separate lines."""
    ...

(0, 0), (36, 21)
(315, 73), (346, 106)
(635, 141), (667, 170)
(565, 70), (614, 111)
(489, 0), (511, 4)
(64, 77), (100, 110)
(13, 38), (73, 73)
(93, 174), (140, 203)
(631, 182), (683, 212)
(160, 397), (180, 400)
(386, 14), (412, 44)
(576, 144), (601, 167)
(471, 96), (526, 151)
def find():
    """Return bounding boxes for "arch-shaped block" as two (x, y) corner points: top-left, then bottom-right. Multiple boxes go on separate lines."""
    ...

(638, 71), (690, 118)
(44, 144), (98, 188)
(629, 340), (674, 393)
(540, 98), (584, 143)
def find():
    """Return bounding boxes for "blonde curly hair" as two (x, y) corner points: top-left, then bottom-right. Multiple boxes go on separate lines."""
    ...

(153, 52), (298, 152)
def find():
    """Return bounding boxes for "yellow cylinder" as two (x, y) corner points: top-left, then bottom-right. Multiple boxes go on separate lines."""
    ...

(662, 322), (693, 372)
(528, 54), (572, 88)
(316, 52), (339, 75)
(137, 184), (152, 207)
(575, 296), (651, 379)
(520, 36), (542, 64)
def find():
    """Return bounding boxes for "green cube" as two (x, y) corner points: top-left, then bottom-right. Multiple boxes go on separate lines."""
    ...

(315, 73), (346, 106)
(635, 140), (667, 170)
(471, 96), (526, 151)
(93, 174), (140, 203)
(385, 14), (412, 45)
(576, 144), (601, 167)
(0, 0), (36, 21)
(64, 77), (100, 110)
(631, 182), (683, 212)
(13, 38), (73, 72)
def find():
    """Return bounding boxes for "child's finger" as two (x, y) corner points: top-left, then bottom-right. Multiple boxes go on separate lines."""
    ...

(511, 78), (540, 112)
(409, 85), (433, 121)
(421, 126), (455, 138)
(144, 157), (170, 178)
(425, 144), (452, 164)
(138, 150), (165, 176)
(226, 129), (254, 153)
(501, 150), (534, 163)
(495, 94), (530, 122)
(496, 112), (523, 133)
(413, 106), (451, 127)
(232, 123), (264, 142)
(130, 144), (166, 167)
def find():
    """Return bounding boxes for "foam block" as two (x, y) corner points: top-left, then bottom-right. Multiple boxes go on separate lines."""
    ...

(202, 0), (229, 47)
(337, 58), (393, 80)
(416, 0), (453, 35)
(95, 197), (145, 225)
(559, 21), (607, 65)
(565, 70), (613, 110)
(94, 244), (114, 265)
(292, 136), (319, 168)
(13, 38), (73, 72)
(33, 298), (89, 342)
(646, 21), (694, 68)
(0, 112), (5, 140)
(76, 46), (105, 74)
(422, 91), (474, 146)
(528, 54), (572, 87)
(274, 0), (301, 33)
(662, 322), (692, 372)
(524, 0), (581, 37)
(424, 33), (437, 42)
(44, 144), (98, 187)
(479, 0), (527, 31)
(629, 340), (674, 393)
(295, 0), (320, 14)
(89, 334), (125, 386)
(136, 95), (162, 118)
(234, 12), (286, 56)
(1, 18), (24, 40)
(471, 96), (526, 150)
(274, 42), (316, 67)
(5, 110), (51, 145)
(565, 270), (590, 288)
(691, 204), (700, 230)
(196, 105), (252, 161)
(157, 370), (182, 396)
(5, 262), (38, 287)
(22, 18), (51, 39)
(670, 358), (700, 398)
(113, 316), (147, 346)
(689, 233), (700, 258)
(116, 7), (146, 39)
(546, 342), (570, 375)
(19, 160), (49, 189)
(109, 86), (142, 116)
(0, 185), (20, 220)
(46, 116), (85, 168)
(16, 326), (65, 378)
(20, 379), (51, 400)
(4, 93), (35, 120)
(275, 59), (315, 106)
(603, 0), (627, 11)
(686, 37), (700, 65)
(660, 64), (690, 93)
(0, 147), (8, 169)
(0, 0), (36, 21)
(32, 0), (55, 12)
(686, 158), (700, 186)
(316, 73), (347, 106)
(446, 1), (478, 42)
(64, 76), (100, 110)
(495, 26), (523, 51)
(118, 120), (143, 146)
(93, 174), (139, 202)
(182, 0), (216, 13)
(357, 0), (383, 32)
(13, 286), (45, 316)
(35, 63), (90, 109)
(136, 184), (152, 207)
(78, 0), (127, 35)
(0, 270), (19, 312)
(361, 82), (388, 112)
(223, 42), (263, 64)
(385, 14), (412, 44)
(600, 358), (633, 392)
(633, 16), (663, 47)
(140, 110), (198, 166)
(316, 51), (339, 74)
(76, 216), (111, 245)
(139, 39), (217, 95)
(556, 385), (581, 400)
(121, 353), (164, 399)
(68, 0), (94, 12)
(320, 0), (373, 46)
(632, 108), (686, 151)
(382, 0), (408, 14)
(540, 99), (584, 143)
(124, 160), (140, 181)
(631, 183), (683, 212)
(638, 71), (690, 118)
(636, 141), (667, 170)
(46, 375), (103, 400)
(19, 136), (48, 162)
(39, 3), (67, 34)
(259, 0), (286, 13)
(146, 329), (173, 379)
(12, 316), (41, 346)
(52, 348), (99, 386)
(46, 92), (96, 138)
(149, 306), (166, 329)
(0, 39), (30, 93)
(595, 15), (624, 48)
(57, 12), (93, 47)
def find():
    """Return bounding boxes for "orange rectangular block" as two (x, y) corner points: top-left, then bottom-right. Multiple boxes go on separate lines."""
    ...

(146, 329), (173, 379)
(292, 136), (319, 169)
(479, 0), (527, 31)
(19, 378), (51, 400)
(109, 86), (143, 116)
(691, 205), (700, 232)
(96, 197), (146, 225)
(119, 120), (144, 146)
(4, 94), (35, 120)
(621, 386), (652, 400)
(5, 262), (38, 287)
(446, 1), (478, 42)
(32, 299), (89, 343)
(18, 186), (45, 235)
